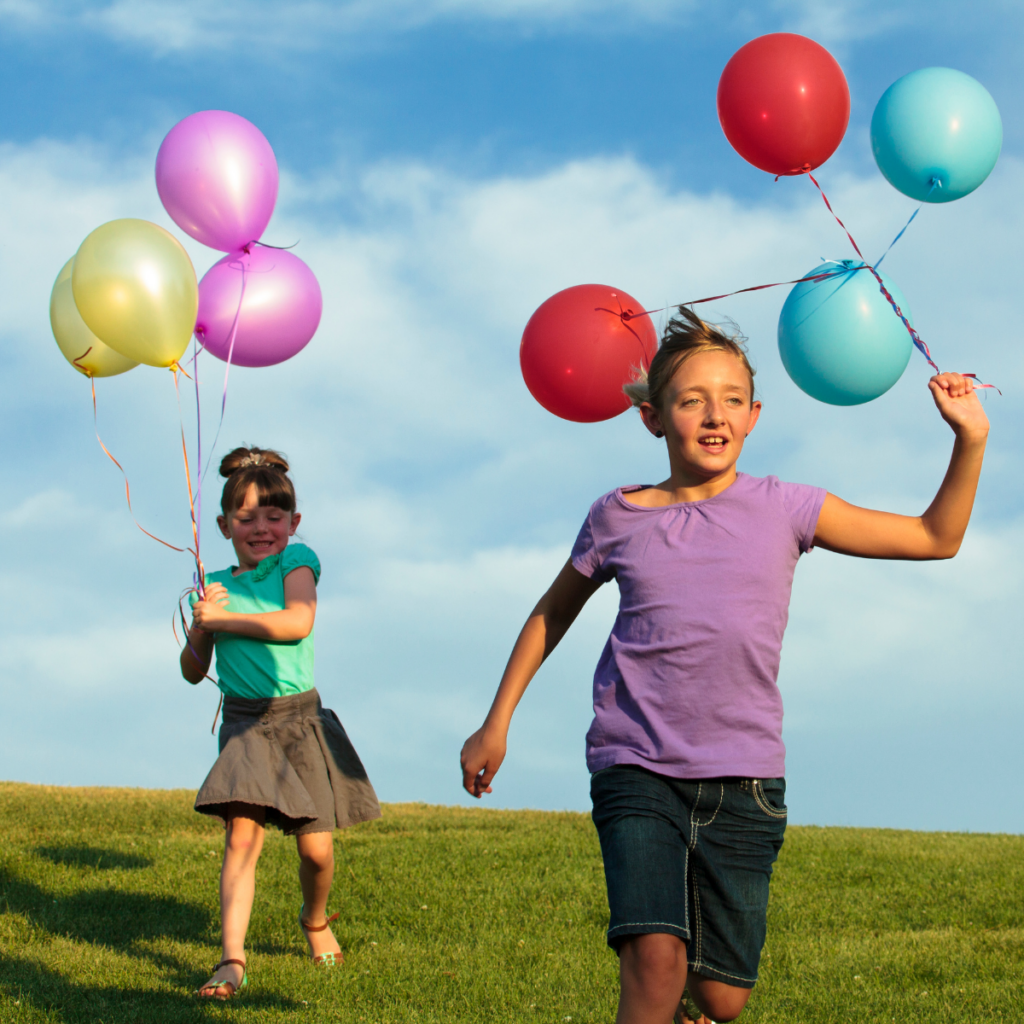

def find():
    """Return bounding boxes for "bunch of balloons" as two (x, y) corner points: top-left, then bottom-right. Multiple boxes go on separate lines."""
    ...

(518, 33), (1002, 419)
(50, 110), (323, 379)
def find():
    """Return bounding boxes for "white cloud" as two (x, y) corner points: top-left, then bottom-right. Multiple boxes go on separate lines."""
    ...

(0, 0), (1018, 57)
(0, 0), (696, 53)
(2, 134), (1022, 824)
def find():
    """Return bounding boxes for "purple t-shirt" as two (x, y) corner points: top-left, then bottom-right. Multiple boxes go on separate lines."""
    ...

(571, 473), (826, 780)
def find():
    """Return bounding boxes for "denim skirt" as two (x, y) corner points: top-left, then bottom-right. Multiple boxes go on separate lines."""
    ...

(591, 764), (787, 988)
(194, 687), (381, 835)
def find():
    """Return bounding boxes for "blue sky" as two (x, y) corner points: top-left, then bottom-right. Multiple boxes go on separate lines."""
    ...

(1, 0), (1022, 832)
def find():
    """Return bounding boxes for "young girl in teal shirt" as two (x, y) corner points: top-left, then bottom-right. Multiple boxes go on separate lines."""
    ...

(181, 447), (380, 1000)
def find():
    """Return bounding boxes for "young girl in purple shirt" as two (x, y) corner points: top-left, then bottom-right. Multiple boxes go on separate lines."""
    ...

(461, 307), (988, 1024)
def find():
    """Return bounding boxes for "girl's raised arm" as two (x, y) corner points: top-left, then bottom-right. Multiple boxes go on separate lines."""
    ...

(460, 560), (602, 798)
(813, 373), (989, 560)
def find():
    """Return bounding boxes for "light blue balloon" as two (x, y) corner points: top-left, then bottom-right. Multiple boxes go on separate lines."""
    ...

(871, 67), (1002, 203)
(778, 261), (913, 406)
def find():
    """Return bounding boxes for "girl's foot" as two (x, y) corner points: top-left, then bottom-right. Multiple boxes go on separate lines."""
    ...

(197, 958), (247, 1000)
(299, 906), (343, 966)
(674, 990), (712, 1023)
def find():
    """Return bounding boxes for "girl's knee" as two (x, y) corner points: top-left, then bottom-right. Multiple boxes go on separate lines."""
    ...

(296, 831), (334, 869)
(688, 976), (752, 1022)
(620, 933), (687, 985)
(225, 813), (265, 856)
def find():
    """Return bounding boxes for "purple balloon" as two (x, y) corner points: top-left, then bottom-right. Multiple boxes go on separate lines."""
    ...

(195, 247), (322, 367)
(156, 111), (279, 252)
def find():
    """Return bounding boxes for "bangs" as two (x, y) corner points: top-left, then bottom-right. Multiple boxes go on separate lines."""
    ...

(221, 467), (296, 514)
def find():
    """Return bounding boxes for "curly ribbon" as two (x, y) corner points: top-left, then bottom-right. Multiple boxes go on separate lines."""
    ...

(90, 377), (188, 555)
(89, 373), (218, 678)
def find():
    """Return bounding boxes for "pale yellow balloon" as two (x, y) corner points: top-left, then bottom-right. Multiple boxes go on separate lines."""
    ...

(72, 218), (198, 368)
(50, 257), (139, 378)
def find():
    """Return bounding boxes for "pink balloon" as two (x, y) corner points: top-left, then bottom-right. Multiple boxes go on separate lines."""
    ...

(156, 110), (279, 252)
(195, 247), (322, 367)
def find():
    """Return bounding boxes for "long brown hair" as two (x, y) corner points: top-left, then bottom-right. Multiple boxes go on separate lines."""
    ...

(623, 306), (756, 410)
(219, 446), (296, 515)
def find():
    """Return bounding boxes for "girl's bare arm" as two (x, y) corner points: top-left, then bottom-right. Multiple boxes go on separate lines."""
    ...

(189, 567), (318, 642)
(461, 559), (602, 798)
(180, 626), (214, 684)
(814, 373), (989, 560)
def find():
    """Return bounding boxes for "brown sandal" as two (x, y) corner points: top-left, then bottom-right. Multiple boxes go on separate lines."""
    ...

(299, 907), (343, 966)
(196, 958), (248, 1000)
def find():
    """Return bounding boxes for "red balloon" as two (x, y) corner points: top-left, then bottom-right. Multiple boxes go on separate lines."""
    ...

(717, 33), (850, 176)
(520, 284), (658, 423)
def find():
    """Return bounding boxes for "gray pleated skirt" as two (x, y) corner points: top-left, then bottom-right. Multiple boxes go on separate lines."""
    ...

(194, 687), (381, 835)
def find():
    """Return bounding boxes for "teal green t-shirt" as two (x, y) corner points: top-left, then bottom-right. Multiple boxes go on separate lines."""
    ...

(193, 542), (321, 699)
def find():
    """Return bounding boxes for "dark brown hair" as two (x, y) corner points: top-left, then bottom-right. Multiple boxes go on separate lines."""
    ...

(623, 306), (756, 411)
(219, 446), (296, 515)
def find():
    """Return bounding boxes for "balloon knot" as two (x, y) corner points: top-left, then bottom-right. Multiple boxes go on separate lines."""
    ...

(774, 163), (812, 181)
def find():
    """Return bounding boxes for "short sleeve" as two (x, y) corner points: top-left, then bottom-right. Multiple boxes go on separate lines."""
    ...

(570, 510), (614, 583)
(281, 543), (321, 585)
(780, 481), (827, 554)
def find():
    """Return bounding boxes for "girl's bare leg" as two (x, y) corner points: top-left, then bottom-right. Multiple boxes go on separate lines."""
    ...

(617, 934), (688, 1024)
(616, 934), (752, 1023)
(296, 830), (342, 960)
(686, 973), (752, 1022)
(198, 805), (266, 998)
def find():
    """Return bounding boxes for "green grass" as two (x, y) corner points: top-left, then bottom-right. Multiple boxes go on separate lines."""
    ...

(0, 783), (1021, 1022)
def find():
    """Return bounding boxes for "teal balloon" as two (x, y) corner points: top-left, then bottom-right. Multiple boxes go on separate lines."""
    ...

(778, 261), (913, 406)
(871, 67), (1002, 203)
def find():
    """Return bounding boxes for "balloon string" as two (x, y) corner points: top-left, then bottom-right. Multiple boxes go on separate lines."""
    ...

(254, 239), (300, 251)
(193, 334), (202, 559)
(805, 172), (943, 374)
(592, 298), (657, 365)
(199, 260), (247, 485)
(873, 180), (940, 271)
(73, 346), (94, 373)
(90, 377), (187, 554)
(596, 265), (857, 325)
(172, 368), (206, 596)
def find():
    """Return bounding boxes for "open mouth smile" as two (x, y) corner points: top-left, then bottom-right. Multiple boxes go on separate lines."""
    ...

(698, 435), (728, 451)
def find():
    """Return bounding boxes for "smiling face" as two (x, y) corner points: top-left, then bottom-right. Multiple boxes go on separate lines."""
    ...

(217, 483), (301, 571)
(640, 349), (761, 486)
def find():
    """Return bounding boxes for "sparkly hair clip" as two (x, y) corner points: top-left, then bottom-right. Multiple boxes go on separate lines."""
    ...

(238, 453), (265, 468)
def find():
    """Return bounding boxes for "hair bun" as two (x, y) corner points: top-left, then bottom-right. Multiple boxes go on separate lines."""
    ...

(218, 446), (290, 478)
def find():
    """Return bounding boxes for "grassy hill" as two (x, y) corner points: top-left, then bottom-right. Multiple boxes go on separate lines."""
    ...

(0, 782), (1021, 1023)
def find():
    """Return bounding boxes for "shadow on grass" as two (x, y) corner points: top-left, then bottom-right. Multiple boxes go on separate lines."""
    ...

(0, 866), (297, 959)
(0, 951), (304, 1023)
(36, 846), (153, 871)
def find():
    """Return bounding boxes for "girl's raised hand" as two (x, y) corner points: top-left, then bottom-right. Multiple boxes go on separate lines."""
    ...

(928, 372), (990, 440)
(191, 583), (231, 633)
